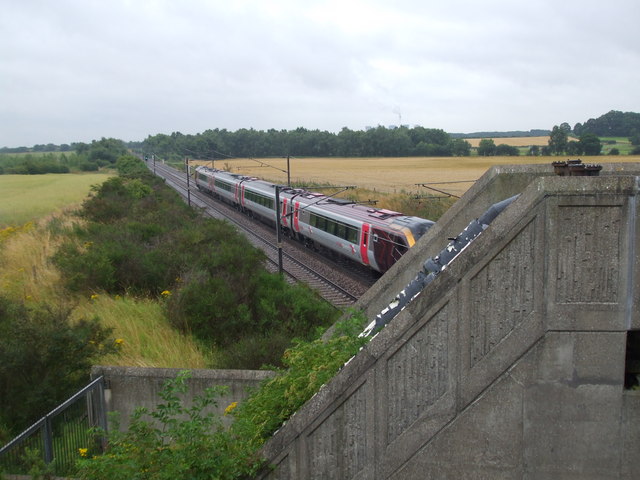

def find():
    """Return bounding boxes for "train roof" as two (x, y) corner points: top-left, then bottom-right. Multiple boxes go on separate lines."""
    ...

(195, 166), (433, 228)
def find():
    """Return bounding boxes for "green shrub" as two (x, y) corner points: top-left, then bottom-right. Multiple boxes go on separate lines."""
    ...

(0, 295), (115, 436)
(116, 154), (153, 178)
(166, 269), (338, 364)
(229, 313), (368, 451)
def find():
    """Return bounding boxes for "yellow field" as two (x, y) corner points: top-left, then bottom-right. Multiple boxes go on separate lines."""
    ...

(201, 155), (640, 198)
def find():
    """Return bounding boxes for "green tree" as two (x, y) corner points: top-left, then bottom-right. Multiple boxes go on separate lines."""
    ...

(548, 124), (570, 155)
(477, 138), (496, 156)
(495, 144), (519, 156)
(451, 138), (471, 156)
(566, 140), (583, 155)
(579, 133), (602, 155)
(0, 296), (114, 437)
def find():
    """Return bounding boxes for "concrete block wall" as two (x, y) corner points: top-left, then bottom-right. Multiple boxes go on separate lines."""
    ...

(259, 166), (640, 479)
(91, 366), (274, 430)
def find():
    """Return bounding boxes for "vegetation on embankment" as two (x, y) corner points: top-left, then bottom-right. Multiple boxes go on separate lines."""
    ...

(1, 156), (369, 478)
(52, 156), (338, 369)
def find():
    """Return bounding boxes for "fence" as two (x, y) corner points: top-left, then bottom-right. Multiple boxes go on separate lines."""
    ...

(0, 376), (107, 477)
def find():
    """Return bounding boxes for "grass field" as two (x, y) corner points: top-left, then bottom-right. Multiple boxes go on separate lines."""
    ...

(0, 173), (112, 227)
(201, 154), (640, 198)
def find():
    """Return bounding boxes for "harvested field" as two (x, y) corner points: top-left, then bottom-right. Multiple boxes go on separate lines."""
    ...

(465, 136), (552, 147)
(199, 155), (640, 198)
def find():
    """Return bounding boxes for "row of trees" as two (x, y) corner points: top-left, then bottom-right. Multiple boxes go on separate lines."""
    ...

(141, 126), (473, 160)
(0, 138), (128, 174)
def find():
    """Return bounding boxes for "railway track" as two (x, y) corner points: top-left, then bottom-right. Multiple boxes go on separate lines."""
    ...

(148, 160), (373, 307)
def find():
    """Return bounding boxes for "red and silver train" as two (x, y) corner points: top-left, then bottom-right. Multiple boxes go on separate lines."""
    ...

(194, 166), (434, 274)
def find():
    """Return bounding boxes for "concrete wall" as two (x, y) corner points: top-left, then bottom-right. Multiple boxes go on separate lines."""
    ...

(91, 366), (274, 430)
(258, 165), (640, 479)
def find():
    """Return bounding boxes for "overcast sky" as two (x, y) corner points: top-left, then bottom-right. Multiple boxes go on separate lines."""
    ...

(1, 0), (639, 147)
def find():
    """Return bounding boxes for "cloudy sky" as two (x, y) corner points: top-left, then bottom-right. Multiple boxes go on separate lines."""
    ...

(1, 0), (639, 147)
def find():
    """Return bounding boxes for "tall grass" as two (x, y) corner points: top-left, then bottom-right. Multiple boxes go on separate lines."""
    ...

(72, 295), (212, 368)
(0, 210), (212, 369)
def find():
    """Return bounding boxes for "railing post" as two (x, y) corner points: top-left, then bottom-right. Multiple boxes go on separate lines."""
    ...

(42, 415), (53, 465)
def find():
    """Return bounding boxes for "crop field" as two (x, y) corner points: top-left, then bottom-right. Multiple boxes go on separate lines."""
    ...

(201, 154), (640, 199)
(0, 173), (111, 227)
(464, 136), (554, 147)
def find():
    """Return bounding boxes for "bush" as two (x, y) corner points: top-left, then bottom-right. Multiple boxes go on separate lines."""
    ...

(0, 295), (115, 436)
(166, 269), (338, 364)
(116, 154), (153, 178)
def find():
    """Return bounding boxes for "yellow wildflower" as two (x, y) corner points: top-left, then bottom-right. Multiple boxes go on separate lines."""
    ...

(161, 290), (171, 297)
(78, 448), (88, 457)
(224, 401), (238, 415)
(91, 294), (99, 300)
(114, 338), (124, 346)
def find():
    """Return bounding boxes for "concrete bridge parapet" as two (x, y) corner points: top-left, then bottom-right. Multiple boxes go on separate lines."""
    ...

(259, 164), (640, 479)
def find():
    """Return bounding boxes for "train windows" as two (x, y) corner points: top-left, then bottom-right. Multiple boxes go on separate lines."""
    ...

(245, 190), (275, 210)
(346, 228), (358, 244)
(309, 213), (359, 244)
(215, 179), (233, 192)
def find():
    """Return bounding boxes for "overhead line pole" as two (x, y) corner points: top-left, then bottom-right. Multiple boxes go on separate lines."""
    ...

(185, 157), (191, 206)
(275, 185), (283, 275)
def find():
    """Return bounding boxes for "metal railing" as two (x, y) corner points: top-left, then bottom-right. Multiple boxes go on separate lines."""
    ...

(0, 375), (107, 476)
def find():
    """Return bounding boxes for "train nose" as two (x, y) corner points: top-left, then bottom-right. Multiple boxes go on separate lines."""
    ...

(412, 219), (435, 240)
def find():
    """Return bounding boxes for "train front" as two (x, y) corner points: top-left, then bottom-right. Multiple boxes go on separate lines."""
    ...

(397, 216), (435, 247)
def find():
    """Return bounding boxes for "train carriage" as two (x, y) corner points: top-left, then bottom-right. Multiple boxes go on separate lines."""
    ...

(194, 165), (434, 273)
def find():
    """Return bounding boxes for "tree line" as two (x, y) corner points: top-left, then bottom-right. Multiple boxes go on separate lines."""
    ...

(3, 110), (639, 164)
(0, 138), (128, 174)
(141, 126), (473, 161)
(573, 110), (640, 137)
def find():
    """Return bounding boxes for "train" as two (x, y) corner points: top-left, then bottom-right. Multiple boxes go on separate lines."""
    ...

(194, 165), (435, 274)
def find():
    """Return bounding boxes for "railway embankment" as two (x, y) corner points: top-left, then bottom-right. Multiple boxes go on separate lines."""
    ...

(258, 162), (640, 479)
